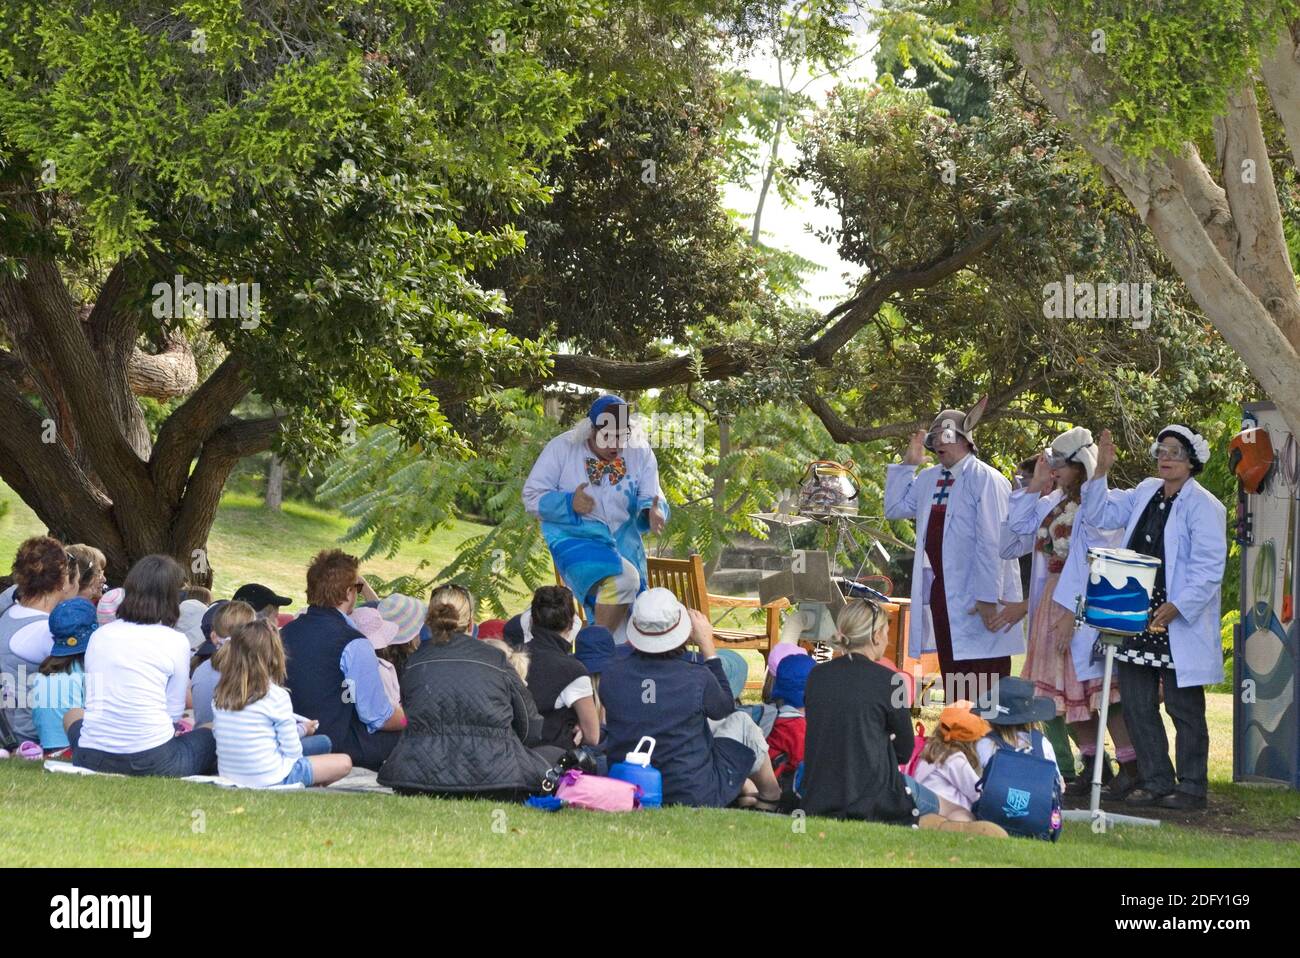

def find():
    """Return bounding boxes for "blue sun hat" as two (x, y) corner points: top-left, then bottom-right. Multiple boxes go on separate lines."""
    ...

(973, 675), (1055, 725)
(575, 625), (617, 675)
(48, 597), (98, 657)
(771, 654), (815, 709)
(716, 649), (749, 701)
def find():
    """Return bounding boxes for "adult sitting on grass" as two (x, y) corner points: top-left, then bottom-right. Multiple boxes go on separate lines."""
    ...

(522, 585), (600, 749)
(378, 584), (563, 797)
(600, 588), (783, 810)
(281, 550), (405, 771)
(64, 555), (218, 777)
(1, 536), (78, 745)
(800, 599), (1004, 836)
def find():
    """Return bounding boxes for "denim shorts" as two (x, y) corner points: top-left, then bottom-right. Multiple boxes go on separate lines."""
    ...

(280, 756), (315, 787)
(902, 773), (941, 816)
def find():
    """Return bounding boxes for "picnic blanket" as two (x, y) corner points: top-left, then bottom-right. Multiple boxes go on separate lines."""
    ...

(44, 759), (305, 791)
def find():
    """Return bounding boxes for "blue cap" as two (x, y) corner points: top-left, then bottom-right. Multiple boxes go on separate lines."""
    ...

(588, 394), (628, 426)
(771, 654), (815, 709)
(575, 625), (616, 674)
(48, 597), (98, 657)
(716, 648), (749, 700)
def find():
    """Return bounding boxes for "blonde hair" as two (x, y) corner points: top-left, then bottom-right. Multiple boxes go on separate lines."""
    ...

(213, 600), (257, 642)
(426, 584), (474, 645)
(831, 599), (889, 658)
(483, 638), (530, 682)
(213, 619), (287, 711)
(919, 734), (982, 775)
(994, 721), (1040, 747)
(67, 544), (106, 585)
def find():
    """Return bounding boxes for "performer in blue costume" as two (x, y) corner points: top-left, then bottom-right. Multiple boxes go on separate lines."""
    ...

(523, 396), (668, 642)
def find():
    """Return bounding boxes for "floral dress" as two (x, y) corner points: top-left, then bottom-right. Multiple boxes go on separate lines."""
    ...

(1021, 497), (1120, 723)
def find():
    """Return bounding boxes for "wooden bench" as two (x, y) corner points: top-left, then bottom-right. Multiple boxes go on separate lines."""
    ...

(645, 553), (788, 661)
(557, 553), (787, 678)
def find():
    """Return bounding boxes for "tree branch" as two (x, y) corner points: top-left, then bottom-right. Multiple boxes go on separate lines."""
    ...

(797, 225), (1006, 366)
(151, 353), (253, 506)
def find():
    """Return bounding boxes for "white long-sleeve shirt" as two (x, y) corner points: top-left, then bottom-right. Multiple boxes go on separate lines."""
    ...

(914, 752), (983, 810)
(79, 619), (191, 754)
(214, 684), (304, 787)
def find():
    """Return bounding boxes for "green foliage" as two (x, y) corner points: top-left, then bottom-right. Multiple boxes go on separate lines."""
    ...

(945, 0), (1300, 158)
(794, 74), (1255, 477)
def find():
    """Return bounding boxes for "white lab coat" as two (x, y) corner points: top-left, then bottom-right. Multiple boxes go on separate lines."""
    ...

(884, 453), (1025, 662)
(1004, 489), (1122, 682)
(1079, 476), (1227, 688)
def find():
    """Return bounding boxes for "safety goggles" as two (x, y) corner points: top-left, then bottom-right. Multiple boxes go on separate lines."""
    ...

(1149, 442), (1189, 462)
(1044, 441), (1092, 469)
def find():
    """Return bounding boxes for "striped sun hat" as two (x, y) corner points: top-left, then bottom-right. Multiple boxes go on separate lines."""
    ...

(96, 587), (126, 626)
(377, 593), (425, 645)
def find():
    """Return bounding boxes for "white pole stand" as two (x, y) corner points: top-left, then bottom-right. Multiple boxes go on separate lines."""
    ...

(1062, 637), (1160, 829)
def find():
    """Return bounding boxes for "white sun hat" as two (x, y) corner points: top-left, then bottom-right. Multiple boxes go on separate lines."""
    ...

(626, 587), (693, 654)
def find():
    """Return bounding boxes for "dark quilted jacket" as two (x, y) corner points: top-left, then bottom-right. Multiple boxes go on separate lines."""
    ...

(377, 632), (553, 794)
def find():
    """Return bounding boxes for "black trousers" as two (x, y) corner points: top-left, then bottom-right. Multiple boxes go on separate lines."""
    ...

(1116, 661), (1208, 797)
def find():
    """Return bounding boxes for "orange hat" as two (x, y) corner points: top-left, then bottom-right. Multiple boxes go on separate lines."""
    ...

(938, 701), (991, 743)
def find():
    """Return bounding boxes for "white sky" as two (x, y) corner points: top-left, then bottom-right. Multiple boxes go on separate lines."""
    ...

(722, 18), (881, 310)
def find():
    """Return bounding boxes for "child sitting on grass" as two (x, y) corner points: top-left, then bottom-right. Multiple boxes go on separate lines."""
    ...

(913, 701), (989, 813)
(973, 676), (1066, 791)
(31, 598), (97, 756)
(767, 653), (814, 780)
(212, 619), (353, 788)
(190, 601), (257, 724)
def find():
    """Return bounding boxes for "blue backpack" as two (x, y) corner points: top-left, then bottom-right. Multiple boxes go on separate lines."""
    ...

(973, 730), (1062, 841)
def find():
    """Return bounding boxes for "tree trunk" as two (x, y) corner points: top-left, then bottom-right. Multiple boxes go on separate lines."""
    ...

(704, 415), (732, 577)
(265, 454), (285, 511)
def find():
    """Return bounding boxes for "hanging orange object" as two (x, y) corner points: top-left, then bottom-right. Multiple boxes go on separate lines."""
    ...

(1228, 428), (1275, 494)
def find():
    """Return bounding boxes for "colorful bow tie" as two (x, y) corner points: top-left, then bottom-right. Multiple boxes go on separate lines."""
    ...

(586, 456), (627, 485)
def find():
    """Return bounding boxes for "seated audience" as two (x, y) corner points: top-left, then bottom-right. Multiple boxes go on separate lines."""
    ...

(600, 588), (782, 809)
(64, 555), (218, 777)
(233, 582), (295, 627)
(521, 586), (599, 748)
(574, 624), (617, 718)
(190, 601), (257, 724)
(181, 584), (213, 605)
(1, 536), (77, 744)
(913, 701), (990, 814)
(767, 653), (814, 779)
(31, 597), (96, 754)
(378, 585), (562, 797)
(96, 587), (125, 626)
(352, 607), (403, 708)
(67, 545), (107, 604)
(801, 599), (1003, 835)
(213, 619), (352, 787)
(281, 550), (404, 771)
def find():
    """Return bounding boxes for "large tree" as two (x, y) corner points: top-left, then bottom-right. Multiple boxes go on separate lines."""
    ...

(0, 0), (739, 581)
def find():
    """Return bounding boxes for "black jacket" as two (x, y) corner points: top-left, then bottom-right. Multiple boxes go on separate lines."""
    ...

(377, 633), (552, 794)
(800, 654), (917, 824)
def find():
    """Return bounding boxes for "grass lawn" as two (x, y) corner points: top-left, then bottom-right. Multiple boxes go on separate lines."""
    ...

(3, 483), (1300, 865)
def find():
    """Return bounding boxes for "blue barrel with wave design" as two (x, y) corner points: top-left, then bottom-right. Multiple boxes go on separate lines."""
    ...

(1084, 548), (1162, 635)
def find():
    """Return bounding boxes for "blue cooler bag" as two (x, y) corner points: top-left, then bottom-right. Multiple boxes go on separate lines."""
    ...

(973, 730), (1062, 841)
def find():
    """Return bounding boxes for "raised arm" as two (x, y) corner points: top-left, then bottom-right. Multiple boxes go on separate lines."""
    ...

(883, 430), (928, 520)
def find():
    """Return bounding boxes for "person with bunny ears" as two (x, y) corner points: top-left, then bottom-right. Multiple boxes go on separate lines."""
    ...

(884, 398), (1026, 707)
(1080, 425), (1227, 811)
(523, 395), (668, 644)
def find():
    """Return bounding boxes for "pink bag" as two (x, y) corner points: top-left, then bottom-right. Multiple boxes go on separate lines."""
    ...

(899, 722), (926, 777)
(555, 769), (641, 812)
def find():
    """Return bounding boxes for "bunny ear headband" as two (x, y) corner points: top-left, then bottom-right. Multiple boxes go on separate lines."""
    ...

(926, 395), (989, 451)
